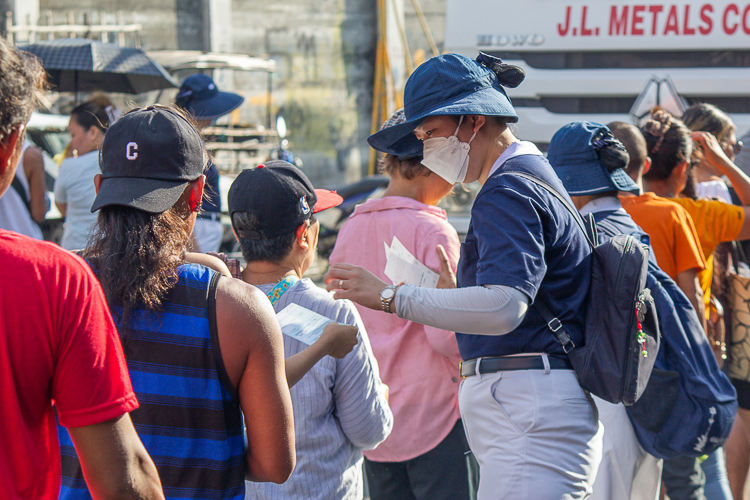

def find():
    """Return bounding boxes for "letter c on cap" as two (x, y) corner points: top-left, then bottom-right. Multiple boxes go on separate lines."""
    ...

(126, 142), (138, 160)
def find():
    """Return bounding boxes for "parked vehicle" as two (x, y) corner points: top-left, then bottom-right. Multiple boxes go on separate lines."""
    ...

(445, 0), (750, 148)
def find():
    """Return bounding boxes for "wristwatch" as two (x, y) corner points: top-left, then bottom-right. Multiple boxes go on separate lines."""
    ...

(380, 285), (399, 314)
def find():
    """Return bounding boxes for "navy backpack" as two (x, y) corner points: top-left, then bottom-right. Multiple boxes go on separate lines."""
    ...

(627, 265), (738, 459)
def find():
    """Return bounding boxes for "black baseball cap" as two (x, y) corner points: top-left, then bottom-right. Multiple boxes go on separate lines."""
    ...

(91, 105), (205, 214)
(228, 160), (343, 240)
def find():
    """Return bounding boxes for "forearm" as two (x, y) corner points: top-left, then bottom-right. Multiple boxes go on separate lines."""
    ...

(718, 159), (750, 205)
(69, 415), (164, 500)
(55, 201), (67, 217)
(285, 343), (328, 388)
(676, 270), (707, 332)
(395, 284), (529, 335)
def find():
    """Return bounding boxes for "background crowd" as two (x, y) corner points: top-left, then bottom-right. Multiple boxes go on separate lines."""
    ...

(4, 30), (750, 500)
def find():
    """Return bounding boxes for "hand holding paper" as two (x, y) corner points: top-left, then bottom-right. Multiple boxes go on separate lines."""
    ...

(383, 236), (439, 288)
(276, 303), (334, 345)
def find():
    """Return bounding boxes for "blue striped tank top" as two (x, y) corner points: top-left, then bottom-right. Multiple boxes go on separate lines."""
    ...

(58, 264), (245, 500)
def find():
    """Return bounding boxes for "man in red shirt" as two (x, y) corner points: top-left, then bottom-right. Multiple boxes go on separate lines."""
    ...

(0, 39), (163, 499)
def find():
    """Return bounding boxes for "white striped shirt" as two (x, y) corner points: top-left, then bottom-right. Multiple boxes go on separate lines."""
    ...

(245, 278), (393, 500)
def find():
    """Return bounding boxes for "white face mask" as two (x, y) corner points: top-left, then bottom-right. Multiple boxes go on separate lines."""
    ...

(420, 116), (477, 184)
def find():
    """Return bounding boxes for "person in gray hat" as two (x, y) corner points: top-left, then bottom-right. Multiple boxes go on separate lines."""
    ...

(330, 109), (477, 500)
(547, 121), (663, 500)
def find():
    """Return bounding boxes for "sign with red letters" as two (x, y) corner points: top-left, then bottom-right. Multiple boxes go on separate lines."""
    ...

(445, 0), (750, 51)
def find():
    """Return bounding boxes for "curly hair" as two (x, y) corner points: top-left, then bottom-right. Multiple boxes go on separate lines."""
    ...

(0, 39), (45, 144)
(83, 204), (193, 320)
(380, 154), (431, 179)
(641, 107), (693, 181)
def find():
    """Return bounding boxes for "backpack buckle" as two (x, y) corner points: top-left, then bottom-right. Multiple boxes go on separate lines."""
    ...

(548, 318), (562, 332)
(547, 318), (576, 353)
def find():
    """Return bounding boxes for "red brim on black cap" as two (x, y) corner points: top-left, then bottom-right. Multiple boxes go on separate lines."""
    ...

(313, 189), (343, 213)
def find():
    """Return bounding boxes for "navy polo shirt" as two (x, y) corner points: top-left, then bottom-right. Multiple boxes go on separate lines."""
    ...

(456, 154), (592, 360)
(202, 161), (221, 213)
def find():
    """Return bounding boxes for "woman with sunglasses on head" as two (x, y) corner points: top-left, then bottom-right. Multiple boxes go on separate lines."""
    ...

(325, 53), (602, 500)
(682, 103), (746, 204)
(54, 93), (118, 250)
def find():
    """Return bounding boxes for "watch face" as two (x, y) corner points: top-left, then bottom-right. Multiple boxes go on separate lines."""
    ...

(381, 287), (396, 300)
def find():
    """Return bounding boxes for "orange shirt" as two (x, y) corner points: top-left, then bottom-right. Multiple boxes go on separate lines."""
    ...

(620, 193), (706, 280)
(669, 197), (745, 310)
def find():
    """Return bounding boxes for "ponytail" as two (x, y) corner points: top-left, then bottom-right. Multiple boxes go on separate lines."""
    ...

(476, 52), (525, 88)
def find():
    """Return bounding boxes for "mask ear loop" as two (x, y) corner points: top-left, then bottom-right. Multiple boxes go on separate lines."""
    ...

(454, 115), (478, 144)
(453, 116), (464, 136)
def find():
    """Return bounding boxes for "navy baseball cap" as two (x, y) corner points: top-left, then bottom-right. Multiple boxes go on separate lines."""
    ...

(548, 121), (640, 196)
(175, 74), (244, 121)
(368, 53), (521, 156)
(228, 160), (343, 240)
(91, 105), (205, 213)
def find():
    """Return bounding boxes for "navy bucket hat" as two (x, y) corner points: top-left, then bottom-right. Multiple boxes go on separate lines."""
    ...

(548, 121), (640, 196)
(368, 53), (523, 156)
(175, 74), (244, 121)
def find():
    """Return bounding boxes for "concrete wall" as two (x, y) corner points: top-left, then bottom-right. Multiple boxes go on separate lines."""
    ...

(229, 0), (376, 185)
(26, 0), (450, 186)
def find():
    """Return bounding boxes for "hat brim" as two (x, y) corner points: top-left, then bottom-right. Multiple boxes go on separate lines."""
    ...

(368, 85), (519, 156)
(185, 91), (244, 121)
(313, 189), (343, 213)
(556, 163), (640, 196)
(91, 177), (191, 214)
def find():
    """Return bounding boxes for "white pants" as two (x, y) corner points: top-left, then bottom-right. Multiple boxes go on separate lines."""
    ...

(193, 218), (224, 253)
(459, 366), (603, 500)
(590, 396), (662, 500)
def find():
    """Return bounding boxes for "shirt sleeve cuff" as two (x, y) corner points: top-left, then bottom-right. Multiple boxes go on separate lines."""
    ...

(57, 392), (139, 429)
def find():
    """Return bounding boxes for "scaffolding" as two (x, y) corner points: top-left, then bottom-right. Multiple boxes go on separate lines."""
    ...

(368, 0), (439, 175)
(5, 10), (142, 47)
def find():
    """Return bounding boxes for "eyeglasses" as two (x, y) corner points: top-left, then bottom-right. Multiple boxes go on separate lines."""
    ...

(722, 139), (743, 156)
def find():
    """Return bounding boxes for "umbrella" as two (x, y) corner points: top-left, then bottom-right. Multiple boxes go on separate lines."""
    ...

(20, 38), (178, 95)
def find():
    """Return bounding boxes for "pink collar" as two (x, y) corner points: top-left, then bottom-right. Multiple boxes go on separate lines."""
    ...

(350, 196), (448, 219)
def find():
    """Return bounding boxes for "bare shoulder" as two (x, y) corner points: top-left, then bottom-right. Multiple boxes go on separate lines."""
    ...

(185, 252), (233, 277)
(215, 277), (280, 346)
(23, 146), (44, 170)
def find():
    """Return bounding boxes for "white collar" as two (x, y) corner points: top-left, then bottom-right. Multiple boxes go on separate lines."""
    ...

(579, 196), (624, 215)
(488, 141), (544, 178)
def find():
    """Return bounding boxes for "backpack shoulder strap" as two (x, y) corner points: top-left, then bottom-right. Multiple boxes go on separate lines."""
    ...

(496, 171), (595, 352)
(496, 171), (595, 248)
(10, 175), (32, 214)
(207, 271), (238, 402)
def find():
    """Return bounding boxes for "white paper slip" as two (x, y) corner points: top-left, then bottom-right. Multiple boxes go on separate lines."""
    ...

(276, 303), (334, 346)
(383, 236), (440, 288)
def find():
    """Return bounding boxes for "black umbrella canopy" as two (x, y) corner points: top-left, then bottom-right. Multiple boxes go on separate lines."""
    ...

(20, 38), (178, 94)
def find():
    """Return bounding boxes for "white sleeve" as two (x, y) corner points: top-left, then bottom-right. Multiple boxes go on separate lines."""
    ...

(394, 284), (529, 335)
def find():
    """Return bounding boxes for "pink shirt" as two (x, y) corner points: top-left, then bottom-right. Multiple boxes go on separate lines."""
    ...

(329, 196), (462, 462)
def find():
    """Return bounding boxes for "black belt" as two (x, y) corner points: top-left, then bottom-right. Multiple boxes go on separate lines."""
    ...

(460, 355), (573, 378)
(197, 212), (221, 221)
